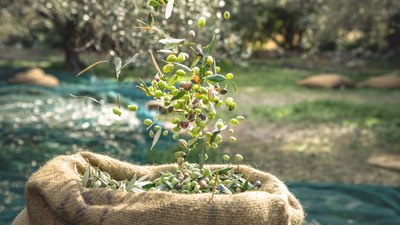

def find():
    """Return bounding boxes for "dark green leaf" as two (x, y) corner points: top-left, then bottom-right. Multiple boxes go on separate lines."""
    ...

(215, 167), (232, 174)
(243, 180), (249, 191)
(170, 90), (185, 101)
(148, 0), (159, 7)
(206, 75), (226, 82)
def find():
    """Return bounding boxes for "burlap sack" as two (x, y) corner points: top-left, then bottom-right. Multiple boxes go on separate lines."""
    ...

(12, 151), (304, 225)
(9, 68), (60, 87)
(297, 74), (355, 89)
(358, 75), (400, 89)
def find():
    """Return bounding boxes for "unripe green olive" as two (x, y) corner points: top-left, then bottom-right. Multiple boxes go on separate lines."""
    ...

(172, 89), (180, 96)
(230, 118), (239, 125)
(173, 126), (181, 132)
(205, 56), (214, 65)
(234, 153), (243, 161)
(178, 53), (186, 63)
(216, 100), (223, 107)
(229, 136), (237, 142)
(229, 102), (236, 111)
(205, 71), (213, 77)
(198, 16), (206, 28)
(166, 54), (178, 63)
(158, 80), (167, 90)
(226, 73), (234, 80)
(162, 63), (174, 73)
(176, 69), (185, 76)
(223, 154), (230, 161)
(171, 118), (180, 124)
(223, 11), (231, 19)
(172, 133), (179, 140)
(192, 84), (199, 91)
(197, 121), (206, 129)
(113, 107), (122, 116)
(193, 67), (200, 75)
(143, 119), (152, 126)
(148, 86), (155, 93)
(216, 121), (224, 129)
(215, 66), (221, 73)
(236, 115), (245, 121)
(163, 130), (169, 136)
(225, 97), (233, 106)
(154, 125), (161, 131)
(154, 90), (164, 98)
(127, 104), (138, 112)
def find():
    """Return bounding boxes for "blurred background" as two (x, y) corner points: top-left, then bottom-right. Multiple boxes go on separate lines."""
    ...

(0, 0), (399, 224)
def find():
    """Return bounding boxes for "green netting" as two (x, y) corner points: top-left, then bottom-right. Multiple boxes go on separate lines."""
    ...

(0, 67), (399, 225)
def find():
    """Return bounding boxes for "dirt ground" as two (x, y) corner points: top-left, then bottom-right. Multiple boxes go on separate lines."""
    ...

(222, 88), (400, 186)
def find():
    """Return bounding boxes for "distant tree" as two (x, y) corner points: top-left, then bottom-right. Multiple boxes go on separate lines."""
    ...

(316, 0), (400, 55)
(229, 0), (322, 51)
(2, 0), (243, 71)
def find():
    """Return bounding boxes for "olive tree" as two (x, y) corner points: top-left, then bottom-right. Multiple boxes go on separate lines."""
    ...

(2, 0), (243, 71)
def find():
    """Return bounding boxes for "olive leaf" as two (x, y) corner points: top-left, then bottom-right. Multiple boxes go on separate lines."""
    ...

(170, 90), (185, 101)
(76, 60), (108, 77)
(151, 129), (162, 150)
(70, 93), (101, 104)
(165, 0), (174, 19)
(206, 75), (226, 83)
(114, 57), (122, 80)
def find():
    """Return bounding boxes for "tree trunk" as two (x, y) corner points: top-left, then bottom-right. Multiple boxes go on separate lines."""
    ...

(64, 44), (86, 72)
(62, 20), (86, 72)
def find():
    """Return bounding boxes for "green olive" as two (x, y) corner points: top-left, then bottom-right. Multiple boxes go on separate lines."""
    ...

(205, 56), (214, 65)
(127, 104), (138, 112)
(143, 119), (153, 126)
(223, 154), (230, 161)
(223, 11), (231, 19)
(198, 16), (206, 28)
(176, 69), (186, 76)
(112, 107), (122, 116)
(166, 54), (178, 63)
(226, 73), (234, 80)
(162, 63), (174, 73)
(234, 154), (243, 161)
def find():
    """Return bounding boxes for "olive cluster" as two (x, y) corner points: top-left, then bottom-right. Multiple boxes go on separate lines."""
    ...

(148, 162), (260, 194)
(81, 164), (261, 194)
(139, 38), (244, 161)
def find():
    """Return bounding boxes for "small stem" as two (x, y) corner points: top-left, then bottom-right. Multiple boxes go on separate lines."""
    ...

(199, 138), (206, 169)
(210, 169), (218, 201)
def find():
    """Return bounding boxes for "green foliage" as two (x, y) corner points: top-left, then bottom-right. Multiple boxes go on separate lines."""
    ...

(252, 99), (400, 126)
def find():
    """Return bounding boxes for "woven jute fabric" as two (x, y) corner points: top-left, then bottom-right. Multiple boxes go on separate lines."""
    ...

(12, 151), (304, 225)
